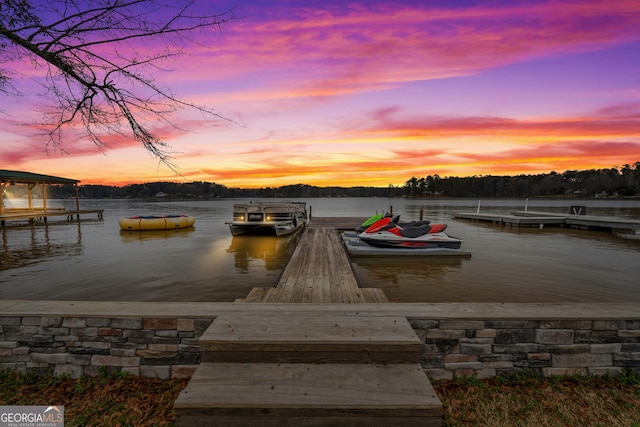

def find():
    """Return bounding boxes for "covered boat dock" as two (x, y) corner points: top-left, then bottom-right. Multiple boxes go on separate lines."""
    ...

(0, 169), (103, 226)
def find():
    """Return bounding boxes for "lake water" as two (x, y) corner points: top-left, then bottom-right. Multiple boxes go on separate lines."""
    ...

(1, 197), (639, 303)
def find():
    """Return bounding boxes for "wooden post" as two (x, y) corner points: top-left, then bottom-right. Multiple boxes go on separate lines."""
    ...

(74, 183), (80, 210)
(0, 182), (6, 214)
(41, 183), (48, 212)
(419, 208), (423, 221)
(28, 183), (35, 210)
(74, 183), (80, 220)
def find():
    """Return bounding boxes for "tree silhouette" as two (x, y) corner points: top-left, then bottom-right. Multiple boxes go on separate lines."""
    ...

(0, 0), (234, 168)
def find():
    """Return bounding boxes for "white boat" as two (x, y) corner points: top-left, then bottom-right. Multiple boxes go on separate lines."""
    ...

(227, 201), (307, 236)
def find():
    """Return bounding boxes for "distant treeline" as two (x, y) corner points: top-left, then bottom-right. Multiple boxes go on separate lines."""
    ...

(40, 162), (640, 199)
(404, 162), (640, 198)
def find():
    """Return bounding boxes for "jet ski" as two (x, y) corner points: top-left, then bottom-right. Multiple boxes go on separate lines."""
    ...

(357, 216), (463, 250)
(355, 213), (430, 233)
(355, 214), (385, 232)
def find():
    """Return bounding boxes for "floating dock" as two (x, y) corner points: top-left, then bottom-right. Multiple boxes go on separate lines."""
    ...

(453, 209), (640, 234)
(342, 231), (472, 258)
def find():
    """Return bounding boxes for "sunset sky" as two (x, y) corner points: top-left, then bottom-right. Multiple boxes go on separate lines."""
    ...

(2, 0), (640, 188)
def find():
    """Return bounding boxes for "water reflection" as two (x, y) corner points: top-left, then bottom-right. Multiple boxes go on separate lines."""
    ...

(119, 227), (195, 242)
(353, 256), (468, 284)
(227, 233), (302, 272)
(352, 256), (471, 303)
(1, 222), (83, 271)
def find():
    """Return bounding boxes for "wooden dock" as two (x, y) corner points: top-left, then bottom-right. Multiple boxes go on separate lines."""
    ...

(241, 218), (389, 303)
(175, 218), (443, 425)
(453, 210), (640, 233)
(451, 211), (566, 228)
(0, 208), (104, 226)
(514, 210), (640, 232)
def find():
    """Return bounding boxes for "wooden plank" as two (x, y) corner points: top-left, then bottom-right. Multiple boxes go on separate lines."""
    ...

(0, 209), (104, 224)
(331, 233), (358, 292)
(272, 230), (313, 302)
(309, 233), (324, 302)
(262, 287), (282, 303)
(362, 288), (390, 303)
(275, 233), (308, 290)
(242, 287), (272, 303)
(313, 228), (330, 302)
(319, 229), (333, 303)
(326, 232), (344, 303)
(320, 237), (332, 302)
(308, 216), (366, 229)
(174, 362), (442, 426)
(303, 228), (323, 303)
(327, 229), (362, 303)
(200, 313), (422, 361)
(293, 228), (319, 303)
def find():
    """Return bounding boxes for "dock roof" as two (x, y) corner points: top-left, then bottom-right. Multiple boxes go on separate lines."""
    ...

(0, 170), (80, 185)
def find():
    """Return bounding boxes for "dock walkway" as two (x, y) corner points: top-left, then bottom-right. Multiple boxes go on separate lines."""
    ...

(241, 218), (389, 303)
(0, 208), (104, 226)
(515, 210), (640, 232)
(175, 218), (443, 425)
(453, 209), (640, 233)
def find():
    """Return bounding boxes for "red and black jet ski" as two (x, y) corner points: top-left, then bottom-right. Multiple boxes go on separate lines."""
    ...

(355, 213), (431, 233)
(357, 216), (463, 249)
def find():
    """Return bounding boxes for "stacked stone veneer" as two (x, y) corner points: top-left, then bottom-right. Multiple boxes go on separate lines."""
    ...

(409, 319), (640, 379)
(0, 315), (213, 379)
(2, 312), (640, 380)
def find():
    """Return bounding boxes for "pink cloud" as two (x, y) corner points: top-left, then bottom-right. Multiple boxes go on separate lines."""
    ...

(176, 0), (640, 99)
(359, 102), (640, 139)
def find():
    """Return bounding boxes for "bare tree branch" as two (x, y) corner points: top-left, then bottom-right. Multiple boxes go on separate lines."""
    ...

(0, 0), (236, 169)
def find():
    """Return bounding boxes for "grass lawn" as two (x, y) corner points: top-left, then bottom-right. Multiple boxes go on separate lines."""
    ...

(433, 371), (640, 426)
(1, 369), (639, 426)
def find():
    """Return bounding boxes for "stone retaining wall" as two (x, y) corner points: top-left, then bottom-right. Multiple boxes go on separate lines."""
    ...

(0, 315), (213, 379)
(1, 303), (639, 380)
(410, 318), (640, 379)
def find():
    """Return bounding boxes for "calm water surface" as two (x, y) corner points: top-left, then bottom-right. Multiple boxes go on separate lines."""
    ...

(1, 198), (639, 303)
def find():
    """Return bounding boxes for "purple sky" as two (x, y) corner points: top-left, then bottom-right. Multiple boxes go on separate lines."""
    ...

(2, 0), (639, 187)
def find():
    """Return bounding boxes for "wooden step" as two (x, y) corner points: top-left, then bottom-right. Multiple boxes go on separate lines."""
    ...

(200, 313), (422, 363)
(243, 287), (272, 302)
(361, 287), (390, 303)
(174, 362), (442, 427)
